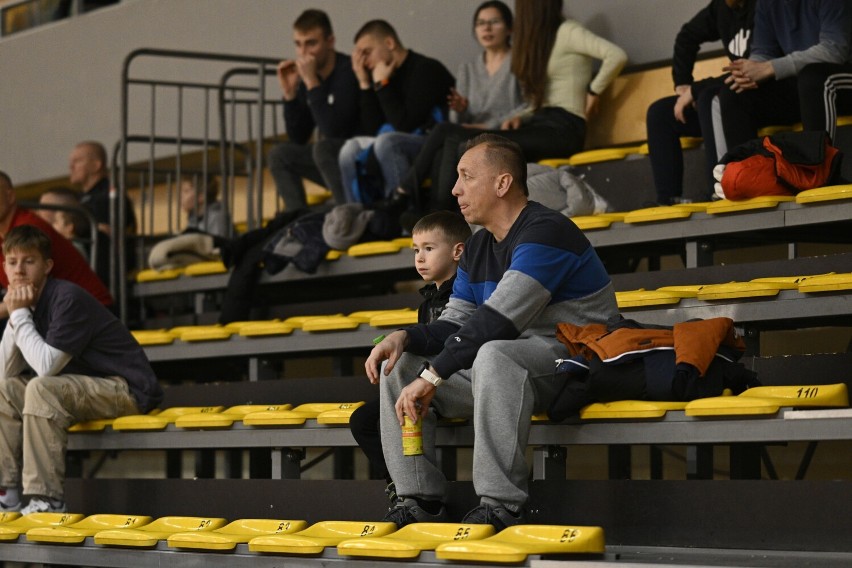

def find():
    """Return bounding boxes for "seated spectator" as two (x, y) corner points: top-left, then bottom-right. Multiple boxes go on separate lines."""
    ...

(646, 0), (755, 205)
(398, 0), (525, 215)
(350, 210), (470, 502)
(68, 140), (137, 282)
(0, 225), (162, 515)
(339, 19), (455, 204)
(0, 171), (111, 318)
(180, 174), (232, 238)
(413, 0), (627, 214)
(36, 186), (92, 260)
(718, 0), (852, 151)
(267, 9), (363, 211)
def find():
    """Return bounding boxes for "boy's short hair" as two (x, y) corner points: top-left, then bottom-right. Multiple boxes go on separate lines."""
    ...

(294, 8), (333, 37)
(412, 211), (472, 246)
(3, 225), (53, 260)
(354, 19), (401, 45)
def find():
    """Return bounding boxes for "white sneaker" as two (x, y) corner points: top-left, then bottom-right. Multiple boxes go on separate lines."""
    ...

(20, 497), (66, 515)
(0, 488), (21, 513)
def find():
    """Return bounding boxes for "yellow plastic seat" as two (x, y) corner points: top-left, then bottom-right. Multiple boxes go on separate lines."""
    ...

(370, 310), (419, 327)
(569, 215), (615, 231)
(347, 309), (404, 323)
(282, 314), (343, 329)
(435, 524), (605, 563)
(796, 184), (852, 203)
(638, 137), (702, 155)
(26, 514), (153, 544)
(131, 330), (175, 346)
(244, 402), (365, 427)
(0, 512), (21, 525)
(306, 190), (333, 206)
(238, 321), (295, 337)
(168, 519), (308, 550)
(623, 205), (697, 224)
(175, 404), (293, 429)
(757, 123), (799, 137)
(705, 195), (795, 214)
(0, 513), (86, 541)
(68, 418), (116, 432)
(616, 289), (682, 308)
(94, 516), (227, 547)
(797, 272), (852, 293)
(580, 400), (687, 420)
(184, 261), (227, 276)
(248, 520), (397, 554)
(685, 383), (848, 417)
(316, 404), (366, 425)
(392, 237), (414, 248)
(326, 249), (344, 261)
(749, 275), (819, 289)
(178, 325), (234, 342)
(301, 315), (361, 332)
(559, 146), (642, 167)
(135, 268), (184, 283)
(338, 523), (495, 559)
(347, 241), (402, 257)
(655, 284), (704, 298)
(112, 406), (225, 431)
(696, 281), (785, 300)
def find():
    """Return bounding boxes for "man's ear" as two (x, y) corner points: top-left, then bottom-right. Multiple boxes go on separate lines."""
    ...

(495, 172), (513, 197)
(452, 242), (464, 261)
(45, 258), (54, 275)
(327, 34), (336, 49)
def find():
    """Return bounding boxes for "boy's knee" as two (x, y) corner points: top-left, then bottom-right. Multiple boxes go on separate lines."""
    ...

(22, 377), (66, 419)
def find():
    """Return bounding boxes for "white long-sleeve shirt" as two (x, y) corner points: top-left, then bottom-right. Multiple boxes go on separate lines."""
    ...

(0, 308), (71, 378)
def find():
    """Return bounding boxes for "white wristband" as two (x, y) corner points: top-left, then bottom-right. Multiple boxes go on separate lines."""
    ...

(419, 366), (443, 388)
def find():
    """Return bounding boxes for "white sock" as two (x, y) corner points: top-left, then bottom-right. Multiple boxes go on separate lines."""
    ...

(0, 487), (20, 506)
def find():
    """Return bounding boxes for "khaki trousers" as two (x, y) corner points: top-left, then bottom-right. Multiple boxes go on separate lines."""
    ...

(0, 374), (139, 500)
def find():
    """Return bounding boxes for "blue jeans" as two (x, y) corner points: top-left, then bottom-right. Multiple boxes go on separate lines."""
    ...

(339, 131), (426, 202)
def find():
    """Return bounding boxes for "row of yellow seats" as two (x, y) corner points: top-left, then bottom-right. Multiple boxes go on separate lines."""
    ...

(131, 309), (418, 345)
(69, 402), (366, 432)
(616, 272), (852, 309)
(0, 512), (604, 562)
(70, 384), (847, 433)
(136, 237), (415, 283)
(569, 184), (852, 231)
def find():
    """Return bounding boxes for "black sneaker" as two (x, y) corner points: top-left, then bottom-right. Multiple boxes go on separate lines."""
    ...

(384, 481), (399, 508)
(461, 503), (525, 532)
(381, 497), (448, 529)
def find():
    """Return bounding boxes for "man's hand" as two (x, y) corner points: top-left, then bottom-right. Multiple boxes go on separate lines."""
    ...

(501, 115), (522, 130)
(295, 55), (320, 91)
(395, 378), (436, 426)
(276, 60), (300, 101)
(371, 59), (395, 84)
(673, 85), (694, 123)
(351, 49), (371, 89)
(364, 330), (409, 384)
(724, 59), (774, 93)
(447, 87), (469, 114)
(4, 284), (36, 313)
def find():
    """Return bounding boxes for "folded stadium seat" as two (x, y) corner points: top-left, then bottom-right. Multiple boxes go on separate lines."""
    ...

(281, 314), (343, 329)
(347, 241), (403, 257)
(135, 267), (185, 283)
(0, 512), (20, 524)
(0, 513), (86, 541)
(705, 195), (795, 214)
(435, 524), (606, 563)
(93, 516), (228, 547)
(370, 310), (419, 327)
(797, 272), (852, 293)
(167, 518), (308, 550)
(248, 520), (398, 554)
(174, 404), (293, 429)
(183, 260), (227, 276)
(795, 184), (852, 203)
(307, 189), (333, 207)
(237, 321), (295, 337)
(131, 329), (176, 346)
(569, 212), (626, 231)
(337, 523), (495, 559)
(316, 404), (368, 425)
(392, 237), (414, 248)
(326, 249), (344, 260)
(685, 383), (848, 417)
(580, 400), (689, 420)
(757, 123), (801, 137)
(26, 514), (153, 545)
(111, 406), (225, 431)
(223, 319), (278, 332)
(695, 281), (788, 300)
(243, 402), (365, 427)
(615, 289), (682, 308)
(538, 146), (643, 169)
(637, 136), (703, 155)
(623, 202), (709, 224)
(68, 418), (119, 432)
(176, 325), (235, 342)
(347, 309), (412, 323)
(655, 284), (705, 298)
(749, 275), (820, 288)
(301, 315), (361, 332)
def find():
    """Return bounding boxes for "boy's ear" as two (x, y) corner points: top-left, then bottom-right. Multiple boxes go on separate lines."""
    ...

(45, 258), (54, 275)
(452, 242), (464, 262)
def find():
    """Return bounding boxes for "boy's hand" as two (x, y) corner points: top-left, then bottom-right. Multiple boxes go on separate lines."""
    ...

(4, 284), (36, 313)
(365, 330), (408, 384)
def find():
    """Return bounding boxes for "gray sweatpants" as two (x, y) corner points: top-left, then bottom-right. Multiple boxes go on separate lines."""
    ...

(380, 335), (567, 510)
(0, 374), (139, 500)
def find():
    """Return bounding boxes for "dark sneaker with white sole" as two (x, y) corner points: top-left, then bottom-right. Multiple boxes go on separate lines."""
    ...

(461, 503), (525, 532)
(381, 497), (448, 528)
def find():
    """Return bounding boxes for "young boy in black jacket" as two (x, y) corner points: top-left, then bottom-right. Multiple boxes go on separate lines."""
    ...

(349, 211), (470, 504)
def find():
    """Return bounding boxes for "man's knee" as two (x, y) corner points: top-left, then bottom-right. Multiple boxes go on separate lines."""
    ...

(268, 142), (300, 170)
(21, 377), (68, 420)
